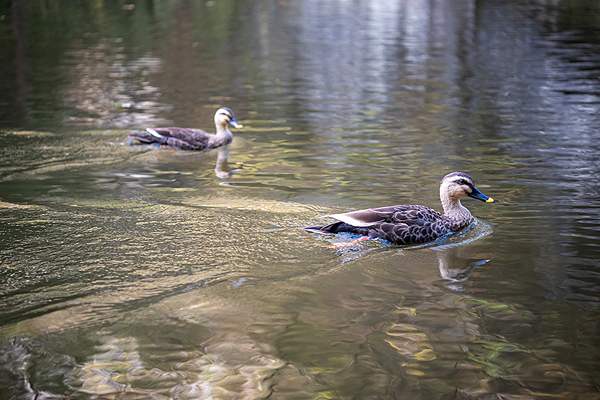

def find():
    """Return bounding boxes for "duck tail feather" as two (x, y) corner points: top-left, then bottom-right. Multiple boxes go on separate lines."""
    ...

(304, 221), (350, 235)
(146, 128), (164, 138)
(303, 225), (334, 235)
(130, 134), (157, 144)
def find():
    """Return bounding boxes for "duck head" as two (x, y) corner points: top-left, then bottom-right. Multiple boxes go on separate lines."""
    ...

(440, 172), (494, 204)
(215, 107), (243, 129)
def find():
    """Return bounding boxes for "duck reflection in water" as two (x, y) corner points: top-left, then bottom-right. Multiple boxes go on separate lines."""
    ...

(332, 236), (491, 289)
(433, 246), (490, 290)
(214, 147), (244, 180)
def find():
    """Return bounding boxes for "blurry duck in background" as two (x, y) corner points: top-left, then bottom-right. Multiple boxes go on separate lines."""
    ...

(304, 172), (494, 246)
(129, 107), (243, 151)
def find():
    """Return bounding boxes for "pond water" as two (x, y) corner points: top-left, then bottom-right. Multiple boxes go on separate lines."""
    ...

(1, 0), (600, 399)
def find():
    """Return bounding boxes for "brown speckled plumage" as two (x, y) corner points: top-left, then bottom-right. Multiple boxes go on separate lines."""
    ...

(304, 172), (494, 245)
(129, 107), (242, 151)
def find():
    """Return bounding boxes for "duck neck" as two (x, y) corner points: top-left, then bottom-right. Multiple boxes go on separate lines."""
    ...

(211, 124), (233, 147)
(440, 195), (472, 222)
(215, 124), (233, 139)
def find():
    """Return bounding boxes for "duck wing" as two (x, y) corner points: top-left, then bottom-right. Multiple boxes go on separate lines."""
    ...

(305, 205), (457, 245)
(326, 205), (442, 227)
(130, 128), (213, 150)
(149, 128), (212, 150)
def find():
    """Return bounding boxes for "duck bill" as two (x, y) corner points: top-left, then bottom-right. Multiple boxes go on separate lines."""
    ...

(469, 187), (494, 203)
(229, 117), (243, 129)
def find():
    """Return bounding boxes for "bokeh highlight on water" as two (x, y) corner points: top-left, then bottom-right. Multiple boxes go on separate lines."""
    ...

(1, 0), (600, 398)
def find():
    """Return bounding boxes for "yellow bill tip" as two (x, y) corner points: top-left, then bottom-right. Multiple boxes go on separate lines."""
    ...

(486, 197), (494, 203)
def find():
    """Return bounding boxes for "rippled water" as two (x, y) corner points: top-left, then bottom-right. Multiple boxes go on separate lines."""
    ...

(1, 0), (600, 399)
